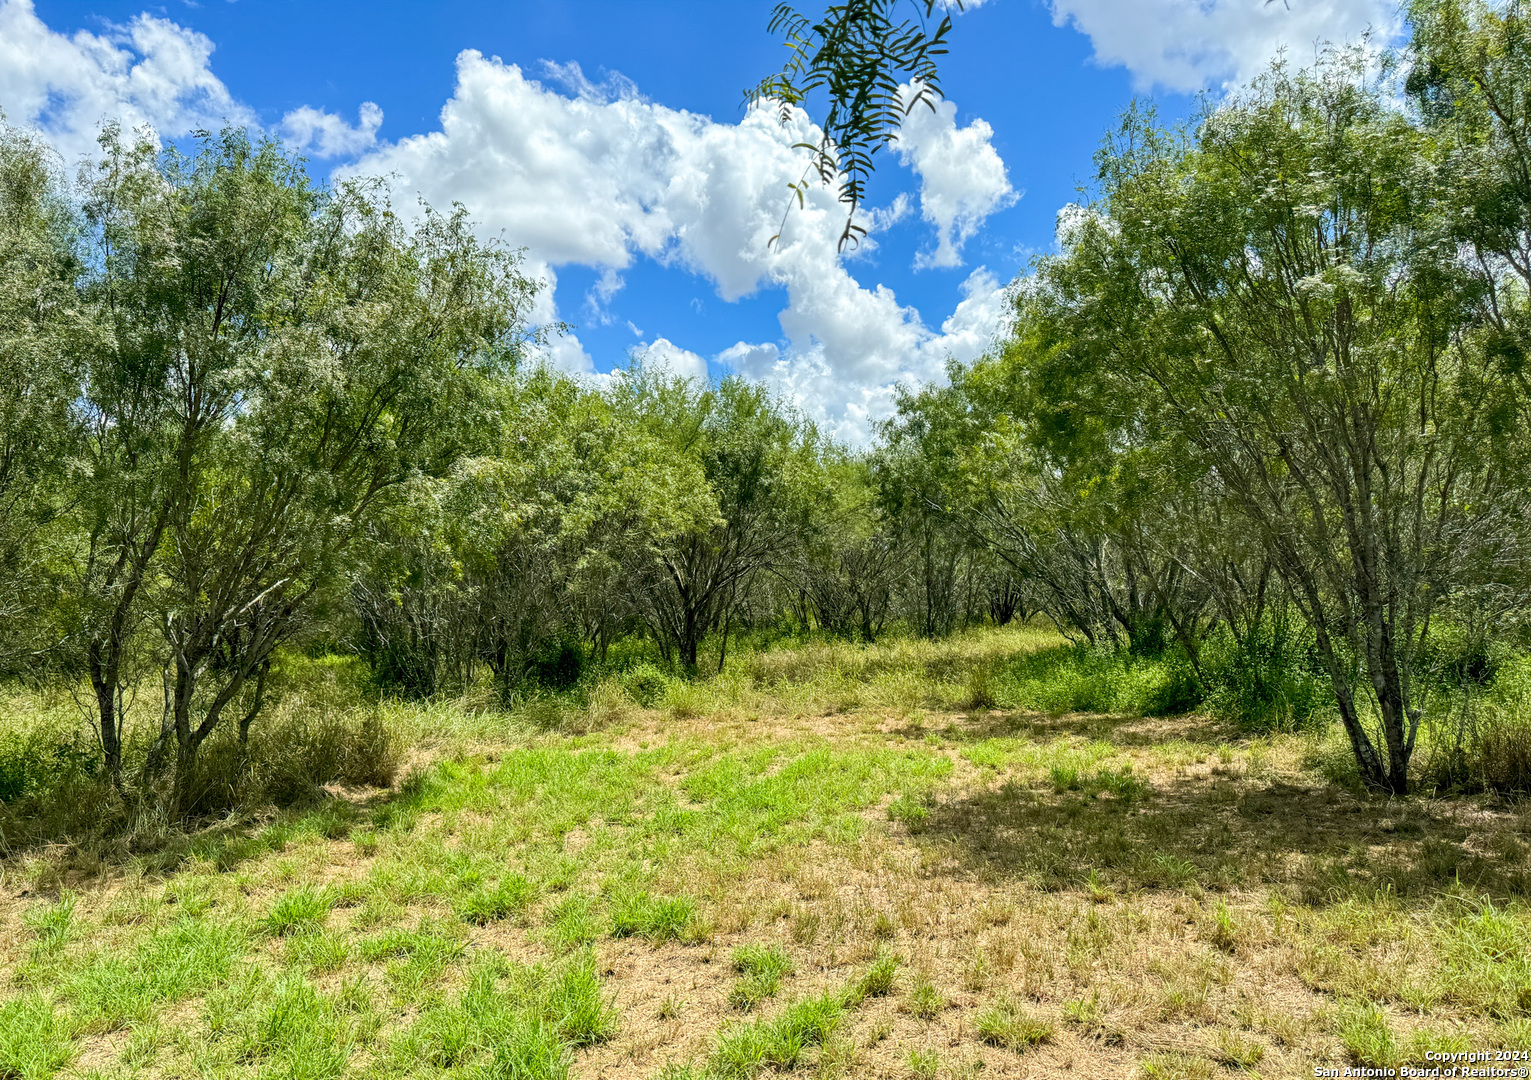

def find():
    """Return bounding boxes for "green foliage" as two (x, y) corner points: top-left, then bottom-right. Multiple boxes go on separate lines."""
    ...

(1200, 620), (1328, 732)
(1434, 899), (1531, 1018)
(886, 794), (930, 831)
(394, 952), (615, 1079)
(906, 1047), (941, 1078)
(997, 644), (1204, 718)
(249, 977), (355, 1080)
(617, 370), (824, 673)
(485, 1019), (571, 1080)
(617, 662), (674, 708)
(0, 730), (97, 803)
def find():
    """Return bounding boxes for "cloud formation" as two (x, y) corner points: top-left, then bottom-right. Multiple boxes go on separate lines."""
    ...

(636, 337), (709, 384)
(1050, 0), (1399, 93)
(282, 101), (383, 158)
(348, 53), (1017, 442)
(0, 0), (249, 162)
(894, 88), (1017, 269)
(0, 3), (1019, 444)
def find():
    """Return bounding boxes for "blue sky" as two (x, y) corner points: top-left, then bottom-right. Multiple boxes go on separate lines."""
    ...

(3, 0), (1397, 441)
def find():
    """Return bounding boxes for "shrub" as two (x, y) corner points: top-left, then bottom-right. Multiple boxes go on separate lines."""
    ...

(618, 663), (672, 708)
(184, 701), (397, 816)
(1475, 711), (1531, 794)
(1416, 657), (1531, 795)
(1201, 619), (1326, 732)
(0, 728), (98, 803)
(997, 644), (1206, 717)
(1138, 658), (1204, 717)
(528, 637), (585, 691)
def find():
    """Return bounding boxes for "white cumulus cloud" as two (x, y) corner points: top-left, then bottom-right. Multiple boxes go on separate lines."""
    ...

(0, 0), (249, 162)
(347, 52), (1017, 443)
(1, 3), (1019, 444)
(282, 101), (383, 158)
(636, 337), (709, 384)
(894, 87), (1017, 269)
(725, 266), (1011, 442)
(1050, 0), (1400, 93)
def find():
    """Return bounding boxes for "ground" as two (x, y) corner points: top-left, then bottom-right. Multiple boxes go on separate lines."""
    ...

(1, 628), (1528, 1079)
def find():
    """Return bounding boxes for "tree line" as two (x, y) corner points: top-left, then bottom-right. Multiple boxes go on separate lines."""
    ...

(3, 0), (1531, 812)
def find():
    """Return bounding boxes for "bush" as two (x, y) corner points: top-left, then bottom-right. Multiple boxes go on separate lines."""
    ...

(1414, 655), (1531, 794)
(1475, 711), (1531, 794)
(1200, 620), (1327, 732)
(997, 644), (1206, 717)
(528, 637), (585, 691)
(617, 663), (672, 708)
(184, 704), (397, 815)
(0, 728), (98, 803)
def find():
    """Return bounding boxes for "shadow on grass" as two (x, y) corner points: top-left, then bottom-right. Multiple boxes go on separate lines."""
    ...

(2, 782), (398, 894)
(943, 708), (1244, 747)
(918, 767), (1531, 905)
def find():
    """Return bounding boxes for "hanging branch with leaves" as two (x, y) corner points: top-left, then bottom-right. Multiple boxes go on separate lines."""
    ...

(747, 0), (960, 251)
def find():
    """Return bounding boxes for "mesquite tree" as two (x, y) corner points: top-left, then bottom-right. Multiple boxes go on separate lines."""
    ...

(67, 127), (536, 808)
(1027, 63), (1528, 792)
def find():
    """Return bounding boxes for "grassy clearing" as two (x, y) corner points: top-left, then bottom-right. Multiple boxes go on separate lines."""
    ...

(1, 624), (1529, 1077)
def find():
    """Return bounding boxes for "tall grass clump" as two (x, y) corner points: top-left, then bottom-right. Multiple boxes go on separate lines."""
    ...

(1200, 619), (1327, 732)
(995, 643), (1203, 717)
(1415, 654), (1531, 795)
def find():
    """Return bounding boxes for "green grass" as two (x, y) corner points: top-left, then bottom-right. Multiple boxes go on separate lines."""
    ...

(904, 973), (945, 1020)
(610, 890), (700, 943)
(0, 996), (73, 1080)
(264, 884), (335, 936)
(994, 643), (1204, 717)
(21, 892), (75, 953)
(728, 944), (795, 1010)
(2, 624), (1530, 1078)
(456, 874), (537, 925)
(1336, 1000), (1398, 1069)
(854, 949), (899, 999)
(711, 989), (848, 1078)
(974, 997), (1054, 1052)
